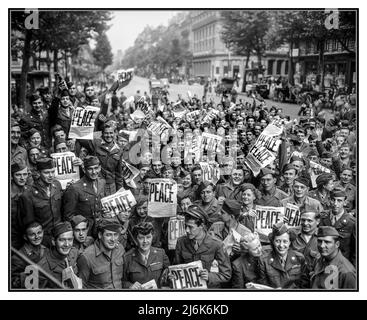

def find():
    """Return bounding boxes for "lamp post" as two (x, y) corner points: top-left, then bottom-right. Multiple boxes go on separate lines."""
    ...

(226, 42), (231, 78)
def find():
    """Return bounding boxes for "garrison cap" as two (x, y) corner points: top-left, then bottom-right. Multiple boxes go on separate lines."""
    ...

(317, 226), (340, 238)
(52, 221), (73, 239)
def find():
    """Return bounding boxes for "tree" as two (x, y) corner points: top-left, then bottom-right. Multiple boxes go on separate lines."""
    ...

(93, 32), (113, 71)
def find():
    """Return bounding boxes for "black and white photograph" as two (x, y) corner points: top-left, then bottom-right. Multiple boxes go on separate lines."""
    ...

(8, 6), (359, 296)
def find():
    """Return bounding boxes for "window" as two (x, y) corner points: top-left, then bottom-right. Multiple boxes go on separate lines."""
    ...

(223, 66), (228, 75)
(276, 60), (282, 75)
(267, 60), (274, 74)
(216, 67), (219, 74)
(285, 61), (289, 75)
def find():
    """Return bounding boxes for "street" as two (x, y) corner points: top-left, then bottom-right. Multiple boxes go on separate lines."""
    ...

(121, 76), (302, 119)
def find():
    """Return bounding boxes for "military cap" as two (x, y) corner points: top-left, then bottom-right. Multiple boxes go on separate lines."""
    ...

(97, 218), (122, 233)
(308, 150), (319, 157)
(60, 89), (70, 97)
(185, 204), (208, 224)
(282, 163), (297, 174)
(83, 156), (100, 168)
(317, 226), (340, 238)
(118, 131), (130, 141)
(36, 158), (55, 171)
(52, 221), (73, 239)
(268, 222), (293, 242)
(29, 128), (40, 138)
(321, 151), (333, 159)
(221, 199), (242, 219)
(11, 118), (19, 128)
(29, 93), (41, 104)
(54, 136), (66, 149)
(294, 175), (310, 188)
(39, 87), (50, 95)
(138, 162), (151, 170)
(162, 164), (173, 173)
(70, 215), (88, 228)
(50, 124), (64, 137)
(290, 156), (305, 164)
(316, 173), (334, 187)
(259, 167), (274, 178)
(330, 188), (347, 199)
(11, 161), (27, 174)
(67, 81), (74, 89)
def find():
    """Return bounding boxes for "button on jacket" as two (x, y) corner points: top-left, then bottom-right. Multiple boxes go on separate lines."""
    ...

(174, 233), (232, 288)
(123, 247), (170, 288)
(77, 240), (125, 289)
(19, 179), (63, 246)
(258, 249), (307, 289)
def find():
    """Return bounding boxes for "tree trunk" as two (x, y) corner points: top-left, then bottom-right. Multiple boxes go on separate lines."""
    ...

(242, 52), (251, 92)
(46, 50), (52, 89)
(288, 41), (294, 85)
(53, 49), (59, 74)
(19, 29), (32, 109)
(257, 52), (262, 82)
(318, 40), (325, 92)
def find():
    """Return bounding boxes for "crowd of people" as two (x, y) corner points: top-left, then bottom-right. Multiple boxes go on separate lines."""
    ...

(10, 75), (357, 290)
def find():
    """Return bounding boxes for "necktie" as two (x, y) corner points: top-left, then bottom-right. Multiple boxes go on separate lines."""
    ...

(194, 241), (199, 251)
(93, 181), (98, 194)
(46, 186), (51, 197)
(331, 215), (337, 226)
(280, 257), (286, 268)
(143, 255), (148, 265)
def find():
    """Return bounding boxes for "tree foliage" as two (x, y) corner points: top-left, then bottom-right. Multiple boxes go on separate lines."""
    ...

(93, 32), (113, 70)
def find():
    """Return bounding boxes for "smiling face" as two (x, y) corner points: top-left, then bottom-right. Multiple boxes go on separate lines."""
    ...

(25, 225), (44, 246)
(85, 164), (100, 181)
(283, 169), (297, 186)
(137, 201), (148, 218)
(242, 188), (256, 206)
(99, 229), (120, 251)
(32, 98), (43, 112)
(231, 169), (244, 186)
(11, 126), (21, 145)
(293, 181), (308, 198)
(273, 233), (290, 257)
(300, 212), (319, 235)
(12, 167), (28, 187)
(136, 232), (153, 253)
(55, 231), (74, 256)
(102, 127), (115, 144)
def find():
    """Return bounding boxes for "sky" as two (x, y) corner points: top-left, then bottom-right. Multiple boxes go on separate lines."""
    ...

(106, 10), (179, 56)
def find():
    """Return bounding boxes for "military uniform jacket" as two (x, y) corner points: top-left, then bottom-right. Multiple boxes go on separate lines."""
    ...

(290, 227), (320, 269)
(194, 198), (222, 225)
(231, 253), (263, 288)
(308, 190), (333, 211)
(215, 182), (242, 202)
(63, 176), (107, 223)
(11, 182), (29, 249)
(80, 138), (124, 190)
(174, 233), (232, 288)
(37, 247), (79, 288)
(281, 195), (324, 214)
(319, 211), (356, 261)
(11, 144), (28, 166)
(72, 237), (95, 257)
(334, 182), (356, 211)
(19, 109), (51, 147)
(258, 249), (307, 289)
(19, 179), (63, 236)
(256, 187), (288, 207)
(311, 250), (356, 289)
(77, 239), (125, 289)
(123, 247), (170, 288)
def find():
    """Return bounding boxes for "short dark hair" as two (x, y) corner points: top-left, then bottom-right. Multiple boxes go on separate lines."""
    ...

(25, 221), (42, 232)
(132, 222), (154, 238)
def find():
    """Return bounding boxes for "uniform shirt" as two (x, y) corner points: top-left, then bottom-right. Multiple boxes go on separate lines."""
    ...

(18, 179), (63, 246)
(123, 247), (170, 288)
(256, 187), (288, 207)
(289, 227), (320, 269)
(37, 247), (79, 289)
(77, 239), (125, 289)
(334, 181), (356, 211)
(72, 237), (94, 257)
(194, 198), (222, 225)
(281, 195), (324, 215)
(11, 243), (48, 288)
(319, 210), (356, 262)
(311, 250), (356, 289)
(63, 176), (107, 232)
(174, 233), (232, 288)
(258, 249), (307, 289)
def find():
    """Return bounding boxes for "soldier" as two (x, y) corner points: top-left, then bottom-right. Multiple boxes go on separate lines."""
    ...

(11, 119), (28, 165)
(11, 222), (48, 288)
(174, 205), (232, 288)
(63, 156), (107, 235)
(123, 222), (170, 289)
(70, 215), (94, 257)
(256, 168), (288, 207)
(311, 226), (356, 289)
(37, 222), (79, 288)
(279, 163), (298, 197)
(77, 218), (125, 289)
(282, 175), (323, 215)
(19, 93), (50, 148)
(194, 181), (221, 226)
(289, 211), (321, 269)
(11, 162), (30, 249)
(334, 167), (356, 211)
(319, 189), (356, 263)
(258, 222), (307, 289)
(19, 158), (63, 247)
(309, 173), (335, 211)
(78, 125), (124, 195)
(216, 167), (245, 203)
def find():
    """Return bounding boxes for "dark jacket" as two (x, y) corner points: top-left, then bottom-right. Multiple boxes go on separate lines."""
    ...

(174, 233), (232, 288)
(123, 247), (170, 288)
(231, 253), (263, 288)
(258, 248), (307, 289)
(18, 179), (63, 246)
